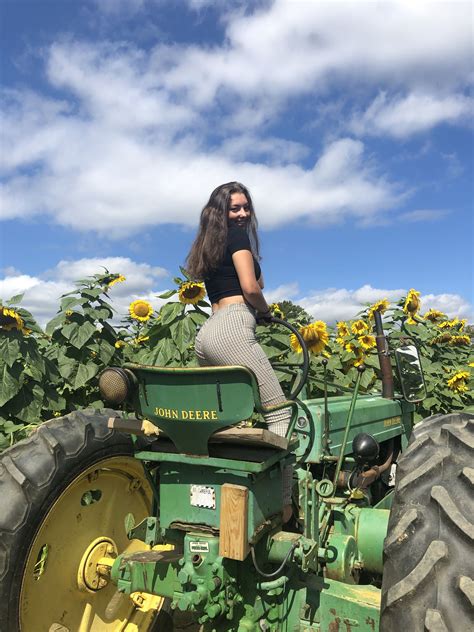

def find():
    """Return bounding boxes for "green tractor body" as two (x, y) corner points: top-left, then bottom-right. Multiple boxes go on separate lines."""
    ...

(101, 361), (416, 631)
(1, 321), (472, 632)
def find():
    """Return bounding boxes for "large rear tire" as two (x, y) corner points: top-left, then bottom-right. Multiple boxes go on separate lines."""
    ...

(381, 412), (474, 631)
(0, 408), (171, 632)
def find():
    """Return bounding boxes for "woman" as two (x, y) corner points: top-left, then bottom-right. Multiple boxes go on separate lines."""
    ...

(186, 182), (292, 521)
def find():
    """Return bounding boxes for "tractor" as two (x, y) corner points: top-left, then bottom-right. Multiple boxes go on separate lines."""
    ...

(0, 313), (472, 631)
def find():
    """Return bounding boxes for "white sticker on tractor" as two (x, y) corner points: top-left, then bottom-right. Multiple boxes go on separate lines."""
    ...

(190, 485), (216, 509)
(190, 541), (210, 553)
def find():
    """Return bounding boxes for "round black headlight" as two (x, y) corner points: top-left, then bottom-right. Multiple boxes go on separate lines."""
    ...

(99, 367), (136, 405)
(352, 432), (380, 465)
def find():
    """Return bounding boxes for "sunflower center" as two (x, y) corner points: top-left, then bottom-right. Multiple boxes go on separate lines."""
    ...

(183, 286), (202, 299)
(134, 303), (151, 317)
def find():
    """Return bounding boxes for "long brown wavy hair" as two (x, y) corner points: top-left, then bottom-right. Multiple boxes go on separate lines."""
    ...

(185, 182), (260, 280)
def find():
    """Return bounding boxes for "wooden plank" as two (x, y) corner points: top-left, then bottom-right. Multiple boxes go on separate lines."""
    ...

(107, 417), (160, 436)
(219, 484), (249, 561)
(210, 427), (288, 450)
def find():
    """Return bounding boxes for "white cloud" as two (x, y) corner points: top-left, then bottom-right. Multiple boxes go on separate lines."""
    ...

(0, 257), (169, 326)
(1, 1), (472, 236)
(265, 282), (300, 304)
(422, 293), (473, 320)
(399, 209), (448, 223)
(0, 76), (401, 232)
(160, 1), (472, 107)
(350, 92), (473, 138)
(297, 284), (473, 324)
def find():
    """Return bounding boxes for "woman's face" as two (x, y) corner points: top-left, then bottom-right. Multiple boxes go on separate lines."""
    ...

(228, 192), (251, 228)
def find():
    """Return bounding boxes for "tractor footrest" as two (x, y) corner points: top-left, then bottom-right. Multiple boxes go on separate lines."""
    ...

(108, 417), (293, 451)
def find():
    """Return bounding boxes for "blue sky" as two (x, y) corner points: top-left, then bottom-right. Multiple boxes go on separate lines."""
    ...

(1, 0), (473, 326)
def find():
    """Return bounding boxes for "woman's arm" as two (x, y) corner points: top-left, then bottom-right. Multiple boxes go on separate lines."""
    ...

(232, 250), (271, 315)
(258, 273), (264, 289)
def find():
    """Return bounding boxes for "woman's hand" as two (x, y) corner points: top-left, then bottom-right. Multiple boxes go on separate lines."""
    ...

(256, 309), (272, 324)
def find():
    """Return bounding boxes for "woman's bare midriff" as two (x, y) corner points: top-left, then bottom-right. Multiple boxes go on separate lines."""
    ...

(212, 295), (247, 313)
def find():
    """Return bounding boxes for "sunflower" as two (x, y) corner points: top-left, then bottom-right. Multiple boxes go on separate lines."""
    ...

(447, 371), (470, 393)
(345, 342), (357, 353)
(432, 333), (453, 345)
(354, 353), (366, 368)
(337, 321), (350, 337)
(129, 299), (153, 321)
(178, 281), (206, 305)
(450, 335), (471, 346)
(368, 299), (390, 320)
(133, 335), (150, 345)
(438, 318), (459, 329)
(291, 320), (329, 354)
(424, 309), (446, 322)
(358, 334), (376, 350)
(114, 340), (126, 348)
(0, 306), (26, 333)
(403, 289), (421, 324)
(108, 274), (126, 288)
(269, 303), (284, 319)
(351, 320), (369, 335)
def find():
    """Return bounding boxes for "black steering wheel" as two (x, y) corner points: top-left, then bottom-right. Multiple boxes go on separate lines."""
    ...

(264, 316), (309, 400)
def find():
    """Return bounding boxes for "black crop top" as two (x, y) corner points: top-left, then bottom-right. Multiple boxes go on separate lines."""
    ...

(204, 224), (262, 304)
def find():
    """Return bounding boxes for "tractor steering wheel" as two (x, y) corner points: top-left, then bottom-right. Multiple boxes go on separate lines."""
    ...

(266, 316), (309, 400)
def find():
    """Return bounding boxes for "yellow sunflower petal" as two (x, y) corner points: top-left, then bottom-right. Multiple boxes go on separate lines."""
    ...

(108, 274), (126, 287)
(351, 319), (369, 335)
(358, 334), (376, 350)
(0, 306), (26, 333)
(368, 298), (390, 320)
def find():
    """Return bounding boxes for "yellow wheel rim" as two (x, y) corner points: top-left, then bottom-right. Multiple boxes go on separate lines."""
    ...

(20, 455), (170, 632)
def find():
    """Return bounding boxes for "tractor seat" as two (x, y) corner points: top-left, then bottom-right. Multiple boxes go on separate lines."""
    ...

(120, 363), (298, 456)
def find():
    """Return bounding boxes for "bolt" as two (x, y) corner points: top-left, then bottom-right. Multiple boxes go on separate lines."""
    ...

(128, 478), (141, 492)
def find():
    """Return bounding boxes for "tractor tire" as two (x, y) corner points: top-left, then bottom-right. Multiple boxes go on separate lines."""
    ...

(0, 408), (171, 632)
(381, 412), (474, 632)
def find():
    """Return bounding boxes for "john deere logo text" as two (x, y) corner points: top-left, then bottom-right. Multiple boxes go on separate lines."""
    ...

(154, 407), (218, 420)
(384, 416), (401, 427)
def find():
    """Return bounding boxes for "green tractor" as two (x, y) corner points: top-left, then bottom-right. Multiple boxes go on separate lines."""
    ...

(1, 314), (472, 631)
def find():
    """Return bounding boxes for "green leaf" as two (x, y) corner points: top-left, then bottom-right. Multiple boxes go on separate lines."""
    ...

(0, 336), (21, 368)
(179, 266), (192, 280)
(43, 385), (66, 412)
(160, 302), (184, 326)
(60, 296), (83, 312)
(0, 363), (22, 406)
(188, 311), (208, 326)
(96, 339), (116, 365)
(6, 293), (24, 305)
(359, 368), (375, 390)
(171, 317), (198, 354)
(57, 349), (78, 381)
(63, 320), (97, 349)
(81, 288), (103, 300)
(8, 383), (44, 423)
(46, 313), (66, 335)
(74, 362), (100, 390)
(158, 289), (177, 299)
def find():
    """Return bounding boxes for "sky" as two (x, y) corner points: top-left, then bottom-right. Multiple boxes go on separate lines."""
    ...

(0, 0), (473, 327)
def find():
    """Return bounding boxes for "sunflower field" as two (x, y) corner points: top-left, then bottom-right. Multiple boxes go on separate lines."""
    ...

(1, 270), (472, 450)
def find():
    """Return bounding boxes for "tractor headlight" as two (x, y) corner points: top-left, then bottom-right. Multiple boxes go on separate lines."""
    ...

(99, 367), (136, 405)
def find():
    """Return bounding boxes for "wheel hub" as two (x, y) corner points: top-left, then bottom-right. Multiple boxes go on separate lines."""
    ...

(77, 537), (118, 592)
